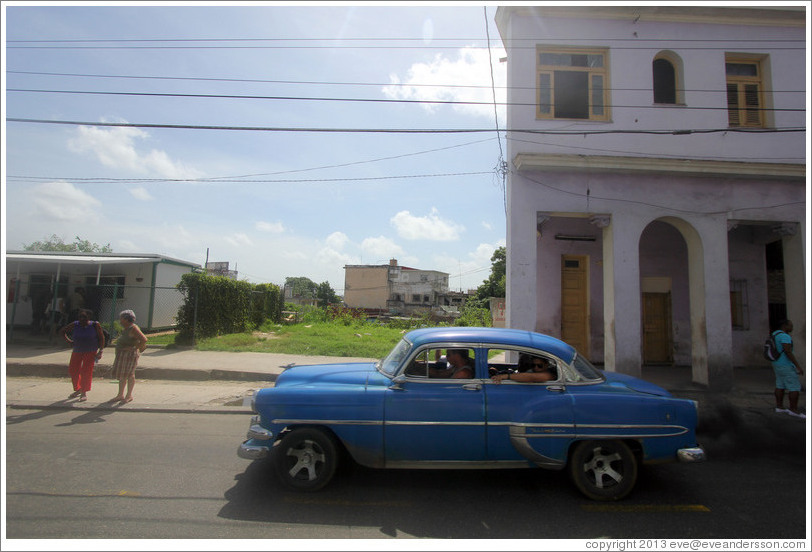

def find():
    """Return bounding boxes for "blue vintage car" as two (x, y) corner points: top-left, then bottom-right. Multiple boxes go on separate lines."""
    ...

(238, 327), (705, 501)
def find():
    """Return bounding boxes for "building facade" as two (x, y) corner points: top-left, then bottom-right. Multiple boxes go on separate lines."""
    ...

(6, 251), (200, 332)
(344, 259), (453, 316)
(495, 6), (806, 390)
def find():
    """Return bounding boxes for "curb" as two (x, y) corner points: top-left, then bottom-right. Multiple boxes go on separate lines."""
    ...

(6, 401), (253, 415)
(5, 363), (278, 383)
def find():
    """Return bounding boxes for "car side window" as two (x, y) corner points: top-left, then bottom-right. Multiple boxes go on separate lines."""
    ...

(487, 348), (559, 382)
(403, 347), (475, 380)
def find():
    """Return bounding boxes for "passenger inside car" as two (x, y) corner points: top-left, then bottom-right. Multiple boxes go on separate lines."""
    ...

(429, 348), (474, 379)
(491, 353), (557, 384)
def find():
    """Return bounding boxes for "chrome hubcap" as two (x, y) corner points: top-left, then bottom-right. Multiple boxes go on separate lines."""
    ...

(583, 446), (623, 488)
(286, 439), (325, 481)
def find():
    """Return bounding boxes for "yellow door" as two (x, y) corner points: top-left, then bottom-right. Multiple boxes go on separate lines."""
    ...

(642, 292), (673, 364)
(561, 255), (589, 358)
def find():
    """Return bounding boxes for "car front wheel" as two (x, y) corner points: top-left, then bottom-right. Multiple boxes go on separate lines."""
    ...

(274, 428), (339, 492)
(569, 440), (638, 501)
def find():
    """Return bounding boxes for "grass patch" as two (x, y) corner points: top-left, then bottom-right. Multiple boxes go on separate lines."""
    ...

(195, 322), (405, 358)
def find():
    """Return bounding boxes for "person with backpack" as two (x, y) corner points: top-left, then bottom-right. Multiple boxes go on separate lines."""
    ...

(59, 308), (106, 402)
(770, 319), (805, 419)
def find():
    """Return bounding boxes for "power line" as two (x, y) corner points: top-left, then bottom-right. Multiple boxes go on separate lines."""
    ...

(9, 87), (804, 115)
(7, 118), (805, 135)
(6, 36), (802, 44)
(6, 71), (805, 95)
(5, 171), (495, 185)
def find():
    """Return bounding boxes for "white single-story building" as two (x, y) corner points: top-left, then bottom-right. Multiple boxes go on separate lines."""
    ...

(5, 251), (201, 332)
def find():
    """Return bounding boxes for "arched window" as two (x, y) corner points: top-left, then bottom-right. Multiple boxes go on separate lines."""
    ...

(652, 58), (677, 104)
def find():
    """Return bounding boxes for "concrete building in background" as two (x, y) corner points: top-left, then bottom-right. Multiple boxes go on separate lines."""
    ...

(344, 259), (454, 316)
(495, 6), (806, 390)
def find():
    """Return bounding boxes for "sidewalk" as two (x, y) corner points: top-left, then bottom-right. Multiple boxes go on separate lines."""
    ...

(3, 342), (799, 417)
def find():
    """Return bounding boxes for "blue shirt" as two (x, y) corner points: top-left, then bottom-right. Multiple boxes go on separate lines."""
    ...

(771, 331), (794, 368)
(71, 321), (100, 353)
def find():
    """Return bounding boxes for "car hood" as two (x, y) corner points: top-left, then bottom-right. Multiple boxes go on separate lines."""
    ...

(600, 370), (672, 397)
(274, 362), (380, 388)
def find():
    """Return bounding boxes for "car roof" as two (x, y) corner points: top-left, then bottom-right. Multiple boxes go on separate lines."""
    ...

(404, 326), (576, 363)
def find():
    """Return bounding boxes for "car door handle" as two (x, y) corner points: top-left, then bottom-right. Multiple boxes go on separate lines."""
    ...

(546, 385), (566, 393)
(462, 383), (482, 391)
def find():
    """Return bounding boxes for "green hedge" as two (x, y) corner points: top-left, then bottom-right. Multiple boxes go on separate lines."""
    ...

(176, 273), (282, 344)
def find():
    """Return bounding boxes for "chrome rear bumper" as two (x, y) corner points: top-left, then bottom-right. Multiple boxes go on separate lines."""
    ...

(677, 446), (706, 463)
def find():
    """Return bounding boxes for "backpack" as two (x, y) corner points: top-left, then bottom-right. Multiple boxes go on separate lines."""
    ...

(763, 331), (783, 362)
(100, 326), (112, 349)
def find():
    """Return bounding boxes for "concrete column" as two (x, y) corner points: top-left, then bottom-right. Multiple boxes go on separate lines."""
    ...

(602, 216), (642, 377)
(506, 187), (537, 331)
(697, 220), (734, 390)
(781, 222), (806, 370)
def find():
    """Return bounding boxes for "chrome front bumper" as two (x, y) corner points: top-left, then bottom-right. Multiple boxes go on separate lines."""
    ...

(237, 416), (274, 460)
(238, 440), (271, 460)
(677, 446), (706, 463)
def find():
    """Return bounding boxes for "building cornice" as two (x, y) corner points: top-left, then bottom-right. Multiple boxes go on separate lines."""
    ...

(496, 6), (805, 30)
(512, 153), (806, 181)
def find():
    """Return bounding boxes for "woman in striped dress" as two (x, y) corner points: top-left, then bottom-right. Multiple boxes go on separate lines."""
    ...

(111, 309), (148, 404)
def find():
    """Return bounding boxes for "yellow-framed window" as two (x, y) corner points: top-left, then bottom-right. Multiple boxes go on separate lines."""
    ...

(725, 57), (764, 128)
(536, 47), (610, 121)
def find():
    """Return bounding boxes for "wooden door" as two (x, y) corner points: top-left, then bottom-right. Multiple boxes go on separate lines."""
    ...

(561, 255), (589, 357)
(642, 292), (673, 364)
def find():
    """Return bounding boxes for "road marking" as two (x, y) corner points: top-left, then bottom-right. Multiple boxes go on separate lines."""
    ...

(581, 504), (710, 513)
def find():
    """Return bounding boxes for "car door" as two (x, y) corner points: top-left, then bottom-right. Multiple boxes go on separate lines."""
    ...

(484, 348), (575, 467)
(383, 346), (486, 465)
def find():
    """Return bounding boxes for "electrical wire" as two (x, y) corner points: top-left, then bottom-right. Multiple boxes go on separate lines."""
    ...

(7, 118), (805, 134)
(5, 70), (806, 95)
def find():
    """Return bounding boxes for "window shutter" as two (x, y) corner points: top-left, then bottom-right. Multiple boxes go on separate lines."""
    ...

(744, 84), (761, 126)
(726, 83), (741, 126)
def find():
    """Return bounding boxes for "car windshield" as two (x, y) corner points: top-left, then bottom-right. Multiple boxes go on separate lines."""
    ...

(571, 353), (604, 381)
(379, 338), (412, 376)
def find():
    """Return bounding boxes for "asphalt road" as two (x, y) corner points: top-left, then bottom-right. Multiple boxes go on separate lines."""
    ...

(5, 407), (808, 542)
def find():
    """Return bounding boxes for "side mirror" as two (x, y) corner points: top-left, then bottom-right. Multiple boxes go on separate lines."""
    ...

(389, 374), (407, 390)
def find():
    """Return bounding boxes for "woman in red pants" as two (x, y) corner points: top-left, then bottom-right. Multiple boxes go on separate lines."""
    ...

(59, 309), (105, 402)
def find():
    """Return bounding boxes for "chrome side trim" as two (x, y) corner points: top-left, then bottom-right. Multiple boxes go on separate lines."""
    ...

(272, 418), (384, 426)
(268, 418), (688, 437)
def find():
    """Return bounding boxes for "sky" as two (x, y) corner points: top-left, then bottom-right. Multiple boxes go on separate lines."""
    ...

(2, 1), (511, 295)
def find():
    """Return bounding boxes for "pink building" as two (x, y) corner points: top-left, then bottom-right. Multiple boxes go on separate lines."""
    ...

(496, 6), (806, 390)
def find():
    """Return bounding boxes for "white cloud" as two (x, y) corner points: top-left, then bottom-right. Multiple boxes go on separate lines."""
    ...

(482, 221), (493, 231)
(30, 181), (102, 223)
(382, 46), (507, 120)
(391, 208), (463, 241)
(256, 221), (285, 233)
(361, 236), (404, 259)
(325, 231), (349, 250)
(130, 187), (153, 201)
(68, 123), (203, 179)
(225, 233), (253, 247)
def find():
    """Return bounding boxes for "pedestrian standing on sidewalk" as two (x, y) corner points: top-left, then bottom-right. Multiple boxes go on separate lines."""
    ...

(59, 309), (105, 402)
(110, 309), (148, 404)
(770, 319), (805, 419)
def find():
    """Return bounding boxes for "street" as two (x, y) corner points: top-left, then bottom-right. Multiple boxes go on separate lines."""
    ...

(5, 407), (808, 540)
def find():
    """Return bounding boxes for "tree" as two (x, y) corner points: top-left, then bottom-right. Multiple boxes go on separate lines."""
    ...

(23, 234), (112, 253)
(284, 276), (318, 298)
(316, 281), (339, 308)
(471, 246), (506, 309)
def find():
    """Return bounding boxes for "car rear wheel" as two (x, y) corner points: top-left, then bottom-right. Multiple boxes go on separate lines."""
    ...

(569, 440), (638, 501)
(275, 428), (338, 492)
